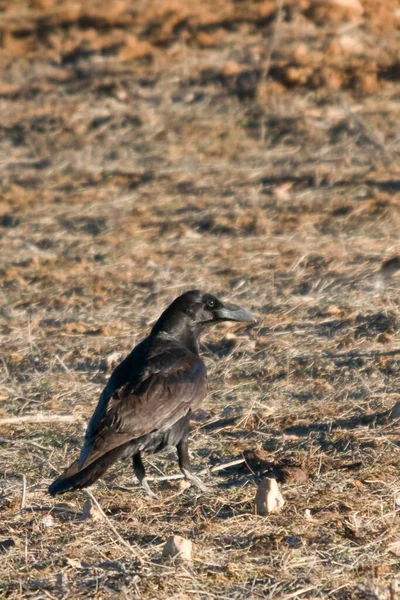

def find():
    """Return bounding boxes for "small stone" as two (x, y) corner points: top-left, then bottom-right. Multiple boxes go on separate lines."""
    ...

(377, 333), (392, 344)
(184, 228), (201, 240)
(178, 480), (191, 490)
(101, 351), (123, 371)
(324, 305), (342, 317)
(66, 557), (83, 568)
(352, 72), (378, 94)
(304, 509), (312, 519)
(307, 0), (363, 23)
(273, 183), (292, 202)
(338, 35), (364, 55)
(390, 401), (400, 421)
(114, 88), (128, 102)
(222, 61), (242, 77)
(255, 478), (285, 516)
(162, 535), (192, 562)
(80, 499), (103, 521)
(118, 37), (154, 62)
(41, 514), (54, 528)
(195, 31), (219, 48)
(292, 44), (309, 64)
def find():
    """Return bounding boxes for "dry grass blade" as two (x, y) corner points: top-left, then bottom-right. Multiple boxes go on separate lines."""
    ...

(259, 0), (284, 87)
(280, 586), (317, 600)
(85, 490), (147, 560)
(146, 458), (245, 482)
(0, 414), (82, 425)
(20, 474), (27, 513)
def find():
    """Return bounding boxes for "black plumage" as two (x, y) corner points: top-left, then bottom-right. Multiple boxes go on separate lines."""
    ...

(48, 290), (256, 497)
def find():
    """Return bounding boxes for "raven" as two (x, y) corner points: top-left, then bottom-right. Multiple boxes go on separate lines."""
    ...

(48, 290), (256, 497)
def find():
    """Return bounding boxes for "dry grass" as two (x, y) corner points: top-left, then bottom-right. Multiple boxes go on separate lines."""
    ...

(1, 1), (400, 598)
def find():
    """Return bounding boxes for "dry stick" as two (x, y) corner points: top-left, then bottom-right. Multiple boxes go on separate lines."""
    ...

(280, 586), (316, 600)
(146, 458), (245, 483)
(85, 490), (146, 559)
(259, 0), (284, 142)
(259, 0), (284, 87)
(0, 414), (81, 425)
(20, 474), (27, 513)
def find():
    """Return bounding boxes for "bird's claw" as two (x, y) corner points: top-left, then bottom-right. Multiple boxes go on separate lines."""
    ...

(141, 477), (159, 500)
(182, 470), (210, 493)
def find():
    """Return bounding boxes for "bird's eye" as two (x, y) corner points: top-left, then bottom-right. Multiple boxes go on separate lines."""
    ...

(206, 298), (215, 308)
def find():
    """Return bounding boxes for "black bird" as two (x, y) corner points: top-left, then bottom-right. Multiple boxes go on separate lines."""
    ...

(48, 290), (256, 497)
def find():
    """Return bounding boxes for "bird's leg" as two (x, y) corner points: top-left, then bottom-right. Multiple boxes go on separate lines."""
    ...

(177, 438), (209, 493)
(132, 453), (158, 499)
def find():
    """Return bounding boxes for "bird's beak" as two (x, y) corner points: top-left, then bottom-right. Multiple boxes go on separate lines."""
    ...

(215, 302), (257, 324)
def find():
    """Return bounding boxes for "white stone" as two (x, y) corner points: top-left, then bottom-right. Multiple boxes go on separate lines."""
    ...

(255, 478), (285, 516)
(103, 351), (123, 371)
(162, 535), (192, 561)
(41, 514), (54, 528)
(338, 35), (364, 55)
(178, 480), (192, 490)
(309, 0), (363, 21)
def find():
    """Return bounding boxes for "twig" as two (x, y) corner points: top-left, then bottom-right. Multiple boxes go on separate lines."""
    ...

(20, 474), (27, 513)
(146, 458), (245, 483)
(280, 586), (316, 600)
(0, 414), (81, 425)
(20, 440), (53, 451)
(259, 0), (284, 87)
(55, 354), (76, 380)
(85, 490), (146, 559)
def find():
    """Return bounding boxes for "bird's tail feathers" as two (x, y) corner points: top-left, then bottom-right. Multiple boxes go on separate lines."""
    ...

(48, 446), (126, 496)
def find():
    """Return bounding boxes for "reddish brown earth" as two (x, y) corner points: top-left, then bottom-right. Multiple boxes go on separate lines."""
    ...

(1, 1), (400, 598)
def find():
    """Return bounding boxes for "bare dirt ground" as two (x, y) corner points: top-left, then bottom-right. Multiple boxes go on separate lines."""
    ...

(1, 0), (400, 598)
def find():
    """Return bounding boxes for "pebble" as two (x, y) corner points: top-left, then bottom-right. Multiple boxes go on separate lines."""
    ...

(255, 478), (285, 516)
(41, 514), (55, 528)
(162, 535), (192, 561)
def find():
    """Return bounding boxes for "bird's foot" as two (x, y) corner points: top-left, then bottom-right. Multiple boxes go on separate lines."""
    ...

(182, 469), (210, 493)
(141, 477), (159, 500)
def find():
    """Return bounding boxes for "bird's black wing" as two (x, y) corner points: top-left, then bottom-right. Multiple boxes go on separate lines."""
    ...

(77, 346), (207, 470)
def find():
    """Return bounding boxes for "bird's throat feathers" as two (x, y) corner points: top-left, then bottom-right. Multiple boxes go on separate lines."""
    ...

(152, 314), (201, 354)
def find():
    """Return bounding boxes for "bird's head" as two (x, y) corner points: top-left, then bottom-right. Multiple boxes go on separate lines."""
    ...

(152, 290), (256, 347)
